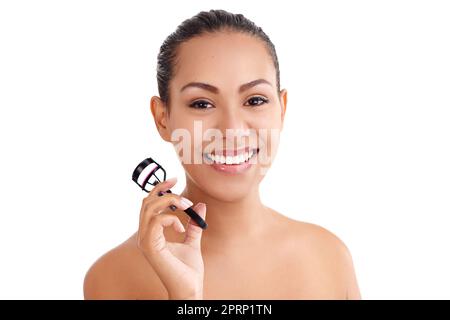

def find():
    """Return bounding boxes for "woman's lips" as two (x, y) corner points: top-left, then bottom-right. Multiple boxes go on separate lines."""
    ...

(203, 148), (259, 174)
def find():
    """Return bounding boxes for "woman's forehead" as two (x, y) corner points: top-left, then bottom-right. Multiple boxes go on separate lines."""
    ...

(172, 32), (276, 91)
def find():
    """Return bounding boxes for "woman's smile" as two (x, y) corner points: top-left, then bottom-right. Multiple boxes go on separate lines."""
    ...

(203, 147), (260, 174)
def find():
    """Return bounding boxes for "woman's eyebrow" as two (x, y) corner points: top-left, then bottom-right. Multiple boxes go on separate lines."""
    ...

(180, 78), (272, 94)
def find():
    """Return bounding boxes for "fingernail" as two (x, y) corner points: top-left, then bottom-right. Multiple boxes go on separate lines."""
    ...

(196, 202), (206, 209)
(165, 177), (177, 184)
(180, 197), (193, 208)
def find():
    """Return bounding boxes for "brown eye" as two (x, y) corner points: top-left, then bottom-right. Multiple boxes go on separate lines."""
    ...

(189, 100), (214, 109)
(245, 96), (269, 107)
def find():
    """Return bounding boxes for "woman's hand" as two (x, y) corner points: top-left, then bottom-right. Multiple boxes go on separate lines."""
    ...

(137, 177), (207, 300)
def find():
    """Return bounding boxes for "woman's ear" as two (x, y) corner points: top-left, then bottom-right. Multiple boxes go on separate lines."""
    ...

(150, 96), (171, 142)
(279, 89), (288, 130)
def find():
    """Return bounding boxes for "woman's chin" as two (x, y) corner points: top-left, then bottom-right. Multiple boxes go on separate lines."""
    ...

(189, 169), (263, 202)
(204, 186), (254, 203)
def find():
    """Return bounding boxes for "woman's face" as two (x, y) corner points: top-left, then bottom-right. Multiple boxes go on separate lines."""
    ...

(152, 31), (287, 202)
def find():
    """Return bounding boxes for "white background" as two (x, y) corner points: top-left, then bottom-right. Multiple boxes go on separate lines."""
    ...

(0, 0), (449, 299)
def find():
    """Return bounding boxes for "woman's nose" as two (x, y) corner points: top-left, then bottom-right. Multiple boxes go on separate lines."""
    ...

(216, 107), (248, 133)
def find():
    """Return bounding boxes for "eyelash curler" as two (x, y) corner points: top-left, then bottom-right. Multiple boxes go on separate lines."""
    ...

(132, 157), (208, 229)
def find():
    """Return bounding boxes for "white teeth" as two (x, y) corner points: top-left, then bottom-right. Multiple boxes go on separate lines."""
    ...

(205, 149), (257, 165)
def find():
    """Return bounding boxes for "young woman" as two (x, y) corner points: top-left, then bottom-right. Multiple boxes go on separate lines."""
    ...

(83, 9), (361, 300)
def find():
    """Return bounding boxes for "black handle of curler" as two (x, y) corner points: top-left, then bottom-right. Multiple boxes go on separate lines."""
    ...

(160, 189), (208, 230)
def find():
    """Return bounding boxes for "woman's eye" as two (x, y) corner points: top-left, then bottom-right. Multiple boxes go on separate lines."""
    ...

(188, 97), (268, 109)
(189, 100), (214, 109)
(245, 96), (269, 107)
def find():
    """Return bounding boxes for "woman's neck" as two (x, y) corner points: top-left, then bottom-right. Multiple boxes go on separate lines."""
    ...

(179, 178), (271, 248)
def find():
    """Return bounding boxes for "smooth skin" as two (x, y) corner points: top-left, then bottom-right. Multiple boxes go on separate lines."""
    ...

(84, 30), (361, 300)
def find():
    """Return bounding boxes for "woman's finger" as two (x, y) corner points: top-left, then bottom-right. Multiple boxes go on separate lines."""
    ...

(147, 193), (193, 214)
(147, 177), (178, 199)
(141, 214), (185, 254)
(139, 177), (178, 232)
(139, 193), (193, 242)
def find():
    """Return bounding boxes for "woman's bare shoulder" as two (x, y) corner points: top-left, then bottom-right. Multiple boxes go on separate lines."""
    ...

(83, 233), (168, 300)
(272, 210), (351, 255)
(270, 209), (342, 243)
(270, 209), (361, 299)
